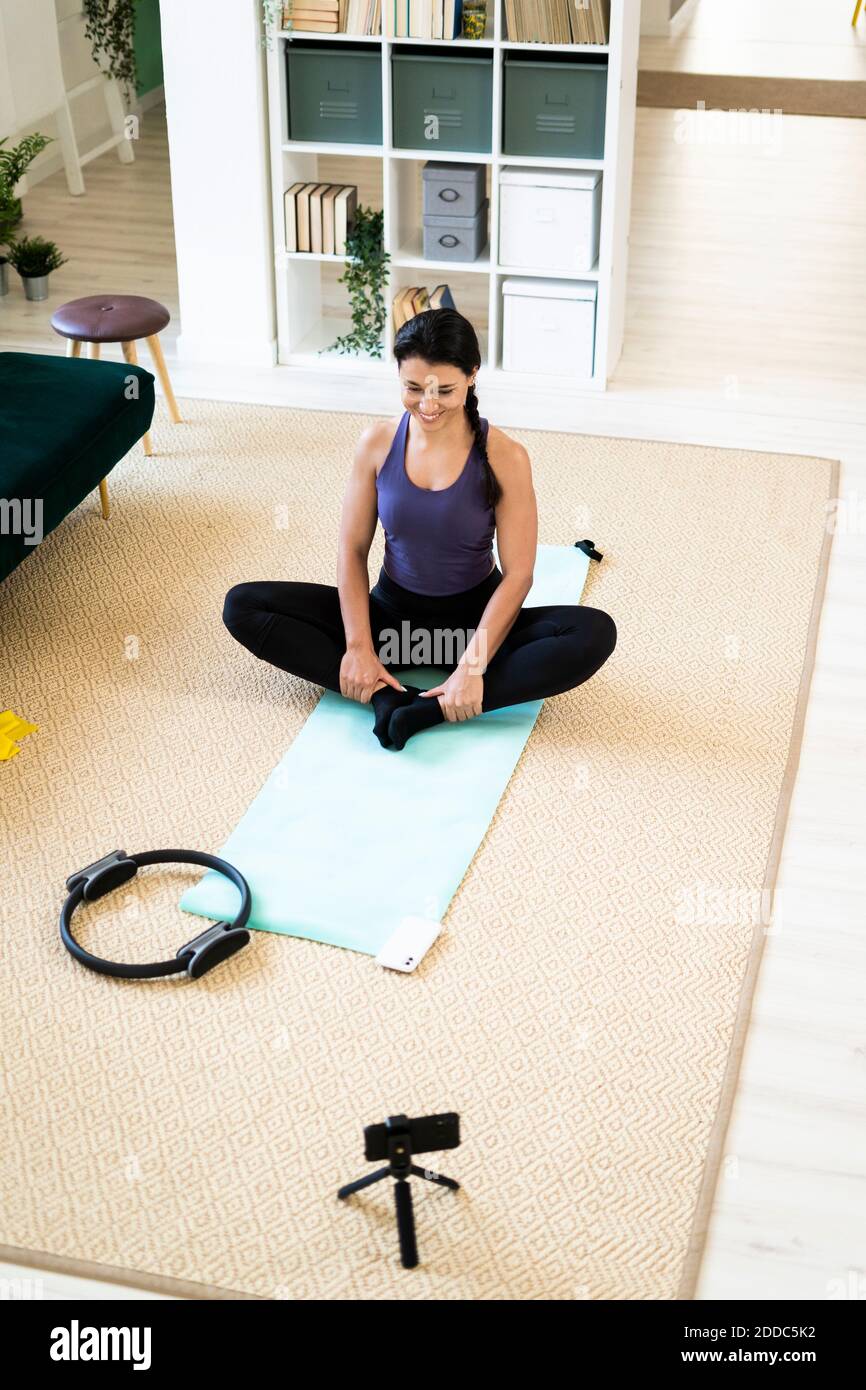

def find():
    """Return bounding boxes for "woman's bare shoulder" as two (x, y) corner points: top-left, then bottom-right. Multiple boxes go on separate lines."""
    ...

(486, 423), (531, 474)
(355, 415), (403, 474)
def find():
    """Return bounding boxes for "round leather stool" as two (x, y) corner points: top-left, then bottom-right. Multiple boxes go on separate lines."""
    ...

(51, 295), (182, 515)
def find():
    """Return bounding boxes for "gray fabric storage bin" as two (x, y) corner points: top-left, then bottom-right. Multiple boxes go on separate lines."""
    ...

(502, 55), (607, 160)
(422, 161), (486, 217)
(287, 43), (382, 145)
(423, 198), (489, 262)
(392, 51), (493, 153)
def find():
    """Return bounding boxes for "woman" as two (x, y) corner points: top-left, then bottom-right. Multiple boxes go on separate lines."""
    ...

(223, 309), (616, 750)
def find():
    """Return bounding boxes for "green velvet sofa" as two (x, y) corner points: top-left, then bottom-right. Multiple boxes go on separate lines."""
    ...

(0, 352), (155, 585)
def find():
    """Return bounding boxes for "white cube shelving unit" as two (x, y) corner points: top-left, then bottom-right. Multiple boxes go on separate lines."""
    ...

(265, 0), (639, 391)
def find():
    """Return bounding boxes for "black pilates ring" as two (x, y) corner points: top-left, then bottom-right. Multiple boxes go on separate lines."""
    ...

(60, 849), (252, 980)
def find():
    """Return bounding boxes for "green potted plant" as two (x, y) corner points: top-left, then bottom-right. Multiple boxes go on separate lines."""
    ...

(327, 206), (390, 359)
(6, 235), (68, 301)
(82, 0), (138, 99)
(0, 133), (52, 296)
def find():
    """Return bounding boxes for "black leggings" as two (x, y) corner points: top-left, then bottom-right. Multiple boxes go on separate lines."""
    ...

(222, 564), (616, 711)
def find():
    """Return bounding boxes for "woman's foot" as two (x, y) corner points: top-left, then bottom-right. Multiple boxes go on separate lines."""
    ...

(371, 682), (420, 748)
(387, 690), (445, 750)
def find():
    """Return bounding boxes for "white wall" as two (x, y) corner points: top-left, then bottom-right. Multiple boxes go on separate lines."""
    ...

(1, 0), (164, 192)
(158, 0), (276, 366)
(640, 0), (698, 35)
(1, 0), (113, 174)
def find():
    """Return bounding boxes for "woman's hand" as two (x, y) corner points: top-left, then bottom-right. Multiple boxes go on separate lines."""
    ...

(422, 667), (484, 722)
(340, 645), (404, 704)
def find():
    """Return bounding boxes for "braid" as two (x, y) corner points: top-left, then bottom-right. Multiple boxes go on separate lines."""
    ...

(465, 383), (502, 510)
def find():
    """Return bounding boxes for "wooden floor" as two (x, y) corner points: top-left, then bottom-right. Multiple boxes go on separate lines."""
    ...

(641, 0), (866, 81)
(622, 110), (866, 411)
(1, 103), (865, 1303)
(0, 105), (179, 360)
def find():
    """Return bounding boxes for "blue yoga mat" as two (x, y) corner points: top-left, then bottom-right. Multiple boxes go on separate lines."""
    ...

(180, 544), (591, 955)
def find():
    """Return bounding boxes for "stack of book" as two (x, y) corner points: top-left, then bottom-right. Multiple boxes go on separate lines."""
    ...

(282, 0), (381, 33)
(285, 182), (358, 254)
(504, 0), (609, 43)
(383, 1), (468, 40)
(392, 283), (457, 331)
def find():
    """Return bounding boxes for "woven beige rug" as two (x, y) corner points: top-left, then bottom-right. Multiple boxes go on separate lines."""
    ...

(0, 400), (837, 1300)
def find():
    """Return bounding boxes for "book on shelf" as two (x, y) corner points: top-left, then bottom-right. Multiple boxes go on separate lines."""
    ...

(383, 0), (465, 40)
(289, 1), (339, 32)
(503, 0), (609, 44)
(308, 183), (330, 252)
(285, 183), (358, 254)
(392, 286), (430, 328)
(391, 282), (457, 332)
(578, 0), (610, 44)
(321, 185), (343, 252)
(429, 283), (456, 310)
(391, 286), (412, 327)
(282, 0), (380, 33)
(344, 0), (381, 33)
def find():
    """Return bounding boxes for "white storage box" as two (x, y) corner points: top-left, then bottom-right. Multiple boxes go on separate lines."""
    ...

(502, 276), (597, 378)
(499, 166), (601, 274)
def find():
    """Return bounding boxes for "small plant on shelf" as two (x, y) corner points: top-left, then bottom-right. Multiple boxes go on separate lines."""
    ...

(82, 0), (139, 97)
(7, 235), (68, 301)
(325, 206), (390, 360)
(262, 1), (293, 44)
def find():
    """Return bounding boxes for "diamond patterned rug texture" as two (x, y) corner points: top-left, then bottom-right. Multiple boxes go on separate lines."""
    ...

(0, 400), (837, 1299)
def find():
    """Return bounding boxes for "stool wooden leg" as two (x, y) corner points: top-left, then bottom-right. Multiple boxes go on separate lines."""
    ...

(145, 333), (182, 424)
(67, 339), (83, 358)
(90, 340), (107, 515)
(122, 340), (154, 457)
(854, 0), (863, 25)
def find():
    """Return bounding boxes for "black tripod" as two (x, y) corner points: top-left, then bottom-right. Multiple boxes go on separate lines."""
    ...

(337, 1114), (459, 1269)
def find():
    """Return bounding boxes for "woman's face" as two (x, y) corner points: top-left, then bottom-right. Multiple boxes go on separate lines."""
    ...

(399, 357), (477, 433)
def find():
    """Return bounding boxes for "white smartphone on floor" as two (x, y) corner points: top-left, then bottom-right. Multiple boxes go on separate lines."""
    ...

(375, 916), (443, 973)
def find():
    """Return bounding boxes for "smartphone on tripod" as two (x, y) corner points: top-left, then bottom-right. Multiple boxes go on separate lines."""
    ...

(340, 1112), (462, 1269)
(364, 1112), (460, 1162)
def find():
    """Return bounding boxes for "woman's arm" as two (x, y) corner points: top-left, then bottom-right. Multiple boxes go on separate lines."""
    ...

(337, 423), (405, 702)
(423, 432), (537, 721)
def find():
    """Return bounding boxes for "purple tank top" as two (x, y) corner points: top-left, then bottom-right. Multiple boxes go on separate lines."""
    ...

(376, 411), (495, 597)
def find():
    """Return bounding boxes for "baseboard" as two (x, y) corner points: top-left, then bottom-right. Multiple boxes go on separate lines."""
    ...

(135, 85), (166, 117)
(640, 0), (698, 38)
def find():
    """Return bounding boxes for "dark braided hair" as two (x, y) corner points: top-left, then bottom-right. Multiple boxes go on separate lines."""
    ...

(393, 308), (502, 510)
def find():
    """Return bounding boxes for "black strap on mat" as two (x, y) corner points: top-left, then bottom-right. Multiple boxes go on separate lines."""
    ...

(574, 538), (604, 562)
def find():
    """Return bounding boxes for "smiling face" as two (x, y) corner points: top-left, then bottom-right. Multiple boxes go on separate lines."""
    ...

(398, 356), (478, 432)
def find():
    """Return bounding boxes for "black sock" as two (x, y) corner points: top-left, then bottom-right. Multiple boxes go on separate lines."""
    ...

(371, 683), (420, 748)
(388, 690), (445, 751)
